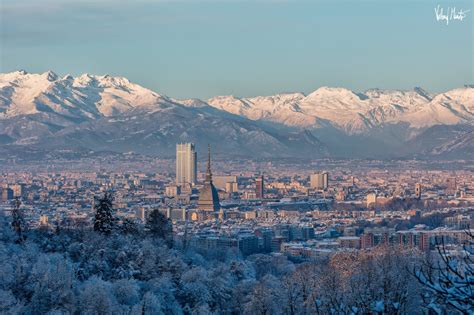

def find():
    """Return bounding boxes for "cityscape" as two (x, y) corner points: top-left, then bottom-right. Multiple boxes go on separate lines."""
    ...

(1, 133), (473, 314)
(1, 144), (473, 259)
(1, 0), (473, 314)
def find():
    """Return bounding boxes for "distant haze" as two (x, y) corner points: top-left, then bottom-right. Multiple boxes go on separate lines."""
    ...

(0, 0), (472, 99)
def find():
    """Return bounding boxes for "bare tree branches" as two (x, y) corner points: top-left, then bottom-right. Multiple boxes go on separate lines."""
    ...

(414, 230), (474, 314)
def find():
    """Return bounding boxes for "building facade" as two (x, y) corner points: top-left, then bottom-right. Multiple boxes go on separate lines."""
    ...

(0, 188), (14, 202)
(213, 175), (238, 191)
(255, 175), (264, 199)
(310, 172), (328, 190)
(176, 143), (197, 186)
(415, 183), (422, 199)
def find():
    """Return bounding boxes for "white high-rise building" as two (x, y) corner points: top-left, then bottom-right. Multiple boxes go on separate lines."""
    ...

(176, 143), (197, 185)
(310, 172), (328, 190)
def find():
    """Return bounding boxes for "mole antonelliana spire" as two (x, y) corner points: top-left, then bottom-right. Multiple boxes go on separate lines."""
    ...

(198, 144), (220, 213)
(205, 144), (212, 183)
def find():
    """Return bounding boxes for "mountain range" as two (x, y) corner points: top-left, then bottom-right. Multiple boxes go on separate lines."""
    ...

(0, 70), (473, 159)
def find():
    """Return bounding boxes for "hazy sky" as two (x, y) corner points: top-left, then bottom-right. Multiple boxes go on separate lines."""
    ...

(1, 0), (472, 99)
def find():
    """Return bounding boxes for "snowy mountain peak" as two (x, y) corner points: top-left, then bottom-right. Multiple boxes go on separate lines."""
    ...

(43, 70), (58, 82)
(0, 70), (472, 159)
(306, 86), (357, 97)
(1, 70), (472, 136)
(413, 87), (432, 101)
(0, 70), (28, 83)
(177, 98), (210, 108)
(205, 85), (473, 133)
(0, 71), (170, 119)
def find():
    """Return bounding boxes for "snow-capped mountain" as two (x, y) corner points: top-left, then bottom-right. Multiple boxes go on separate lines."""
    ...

(0, 70), (328, 158)
(207, 86), (474, 134)
(0, 70), (169, 119)
(0, 70), (472, 159)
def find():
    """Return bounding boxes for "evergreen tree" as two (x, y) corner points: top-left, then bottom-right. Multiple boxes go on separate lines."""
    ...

(11, 198), (25, 243)
(121, 218), (138, 235)
(146, 209), (173, 247)
(93, 193), (115, 235)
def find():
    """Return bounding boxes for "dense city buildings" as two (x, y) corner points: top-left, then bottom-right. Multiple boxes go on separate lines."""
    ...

(1, 150), (472, 261)
(0, 140), (472, 264)
(1, 150), (473, 312)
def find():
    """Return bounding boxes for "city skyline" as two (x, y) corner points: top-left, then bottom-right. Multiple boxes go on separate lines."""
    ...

(0, 1), (472, 313)
(1, 145), (473, 314)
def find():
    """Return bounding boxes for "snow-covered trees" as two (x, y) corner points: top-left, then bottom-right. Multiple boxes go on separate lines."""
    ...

(78, 277), (119, 314)
(415, 231), (474, 314)
(11, 198), (25, 243)
(245, 275), (285, 315)
(146, 209), (173, 247)
(295, 247), (423, 314)
(0, 289), (19, 313)
(93, 193), (115, 235)
(1, 209), (464, 315)
(121, 218), (139, 235)
(27, 253), (76, 314)
(343, 246), (421, 314)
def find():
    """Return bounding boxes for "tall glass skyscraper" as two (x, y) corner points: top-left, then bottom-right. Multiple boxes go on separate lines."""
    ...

(176, 143), (197, 185)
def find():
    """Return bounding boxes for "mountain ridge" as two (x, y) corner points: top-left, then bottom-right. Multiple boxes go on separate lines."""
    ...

(0, 70), (472, 159)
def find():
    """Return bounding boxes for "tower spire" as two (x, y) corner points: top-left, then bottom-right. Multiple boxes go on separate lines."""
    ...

(205, 144), (212, 182)
(207, 144), (211, 173)
(198, 143), (220, 214)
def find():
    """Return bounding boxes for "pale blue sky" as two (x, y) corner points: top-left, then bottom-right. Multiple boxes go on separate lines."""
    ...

(1, 0), (472, 99)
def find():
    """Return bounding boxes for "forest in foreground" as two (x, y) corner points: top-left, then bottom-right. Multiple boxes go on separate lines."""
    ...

(0, 197), (472, 314)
